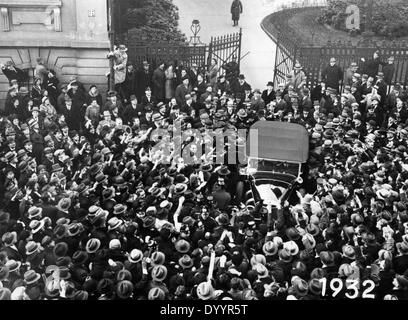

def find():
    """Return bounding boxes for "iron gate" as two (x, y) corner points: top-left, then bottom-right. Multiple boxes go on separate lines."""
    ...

(126, 29), (242, 77)
(207, 29), (243, 78)
(273, 31), (298, 86)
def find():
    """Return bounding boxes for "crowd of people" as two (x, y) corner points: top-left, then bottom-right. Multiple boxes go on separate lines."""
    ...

(0, 48), (407, 301)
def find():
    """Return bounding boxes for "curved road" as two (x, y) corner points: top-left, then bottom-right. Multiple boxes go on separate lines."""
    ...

(174, 0), (294, 90)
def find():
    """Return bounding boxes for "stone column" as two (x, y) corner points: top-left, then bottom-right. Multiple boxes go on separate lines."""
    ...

(0, 7), (9, 31)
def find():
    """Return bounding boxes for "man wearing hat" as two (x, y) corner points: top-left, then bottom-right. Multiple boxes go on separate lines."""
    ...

(140, 86), (157, 109)
(383, 56), (395, 87)
(321, 57), (343, 93)
(175, 75), (192, 106)
(375, 72), (388, 107)
(122, 62), (137, 103)
(103, 90), (124, 116)
(344, 61), (359, 87)
(122, 95), (142, 126)
(152, 62), (165, 102)
(232, 74), (251, 97)
(194, 73), (207, 100)
(0, 60), (28, 85)
(362, 50), (386, 79)
(107, 45), (128, 98)
(262, 81), (276, 106)
(66, 80), (87, 131)
(136, 60), (153, 100)
(96, 111), (116, 135)
(250, 89), (265, 113)
(60, 97), (77, 131)
(290, 63), (307, 93)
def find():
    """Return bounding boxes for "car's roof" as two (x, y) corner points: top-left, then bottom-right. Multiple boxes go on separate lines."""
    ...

(246, 121), (309, 163)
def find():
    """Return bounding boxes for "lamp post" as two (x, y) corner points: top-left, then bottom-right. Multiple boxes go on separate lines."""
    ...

(189, 19), (203, 46)
(108, 0), (115, 91)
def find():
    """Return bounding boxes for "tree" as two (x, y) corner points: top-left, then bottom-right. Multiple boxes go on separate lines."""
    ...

(317, 0), (408, 38)
(114, 0), (187, 44)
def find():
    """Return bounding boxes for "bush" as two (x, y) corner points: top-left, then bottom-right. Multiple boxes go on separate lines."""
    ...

(317, 0), (408, 38)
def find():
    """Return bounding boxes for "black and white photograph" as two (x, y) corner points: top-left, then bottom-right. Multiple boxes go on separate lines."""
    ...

(0, 0), (408, 307)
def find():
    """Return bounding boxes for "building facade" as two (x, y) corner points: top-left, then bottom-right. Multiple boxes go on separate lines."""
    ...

(0, 0), (110, 105)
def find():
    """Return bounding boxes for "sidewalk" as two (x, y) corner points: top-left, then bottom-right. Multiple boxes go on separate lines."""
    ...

(174, 0), (295, 90)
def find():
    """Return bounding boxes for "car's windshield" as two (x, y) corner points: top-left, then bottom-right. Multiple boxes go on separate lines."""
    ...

(248, 158), (299, 176)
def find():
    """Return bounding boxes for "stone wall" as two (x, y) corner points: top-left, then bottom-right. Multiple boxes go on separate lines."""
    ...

(0, 0), (110, 108)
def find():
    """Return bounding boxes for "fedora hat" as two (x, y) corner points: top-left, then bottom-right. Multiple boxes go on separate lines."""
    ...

(283, 241), (299, 256)
(29, 219), (44, 234)
(175, 239), (190, 253)
(85, 238), (101, 254)
(302, 233), (316, 250)
(148, 287), (165, 300)
(108, 217), (123, 231)
(89, 163), (103, 176)
(237, 108), (247, 118)
(142, 216), (156, 229)
(286, 227), (301, 241)
(293, 278), (309, 297)
(279, 248), (292, 262)
(254, 263), (269, 279)
(88, 205), (102, 217)
(178, 254), (194, 269)
(117, 269), (132, 282)
(128, 249), (143, 263)
(52, 242), (68, 259)
(174, 174), (189, 184)
(306, 224), (320, 237)
(51, 163), (63, 174)
(152, 113), (163, 122)
(151, 265), (167, 282)
(174, 183), (188, 195)
(57, 198), (71, 212)
(67, 223), (83, 237)
(116, 280), (133, 299)
(112, 176), (127, 188)
(319, 251), (335, 266)
(24, 270), (41, 285)
(95, 172), (108, 184)
(53, 224), (68, 239)
(197, 281), (214, 300)
(218, 165), (231, 176)
(151, 251), (165, 266)
(5, 259), (21, 273)
(397, 242), (408, 255)
(2, 231), (17, 246)
(216, 213), (230, 226)
(72, 251), (88, 266)
(59, 266), (71, 280)
(263, 241), (278, 256)
(25, 241), (40, 255)
(102, 187), (115, 200)
(342, 245), (356, 260)
(113, 204), (127, 216)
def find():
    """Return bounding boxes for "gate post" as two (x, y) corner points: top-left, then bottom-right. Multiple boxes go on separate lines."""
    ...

(238, 28), (242, 74)
(207, 36), (213, 72)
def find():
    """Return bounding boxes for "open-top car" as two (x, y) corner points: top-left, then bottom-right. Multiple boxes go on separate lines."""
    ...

(239, 121), (309, 208)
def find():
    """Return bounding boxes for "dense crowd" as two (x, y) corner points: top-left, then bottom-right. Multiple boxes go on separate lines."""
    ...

(0, 47), (407, 301)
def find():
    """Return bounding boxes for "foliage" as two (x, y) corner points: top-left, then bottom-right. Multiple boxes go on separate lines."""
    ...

(317, 0), (408, 38)
(114, 0), (187, 44)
